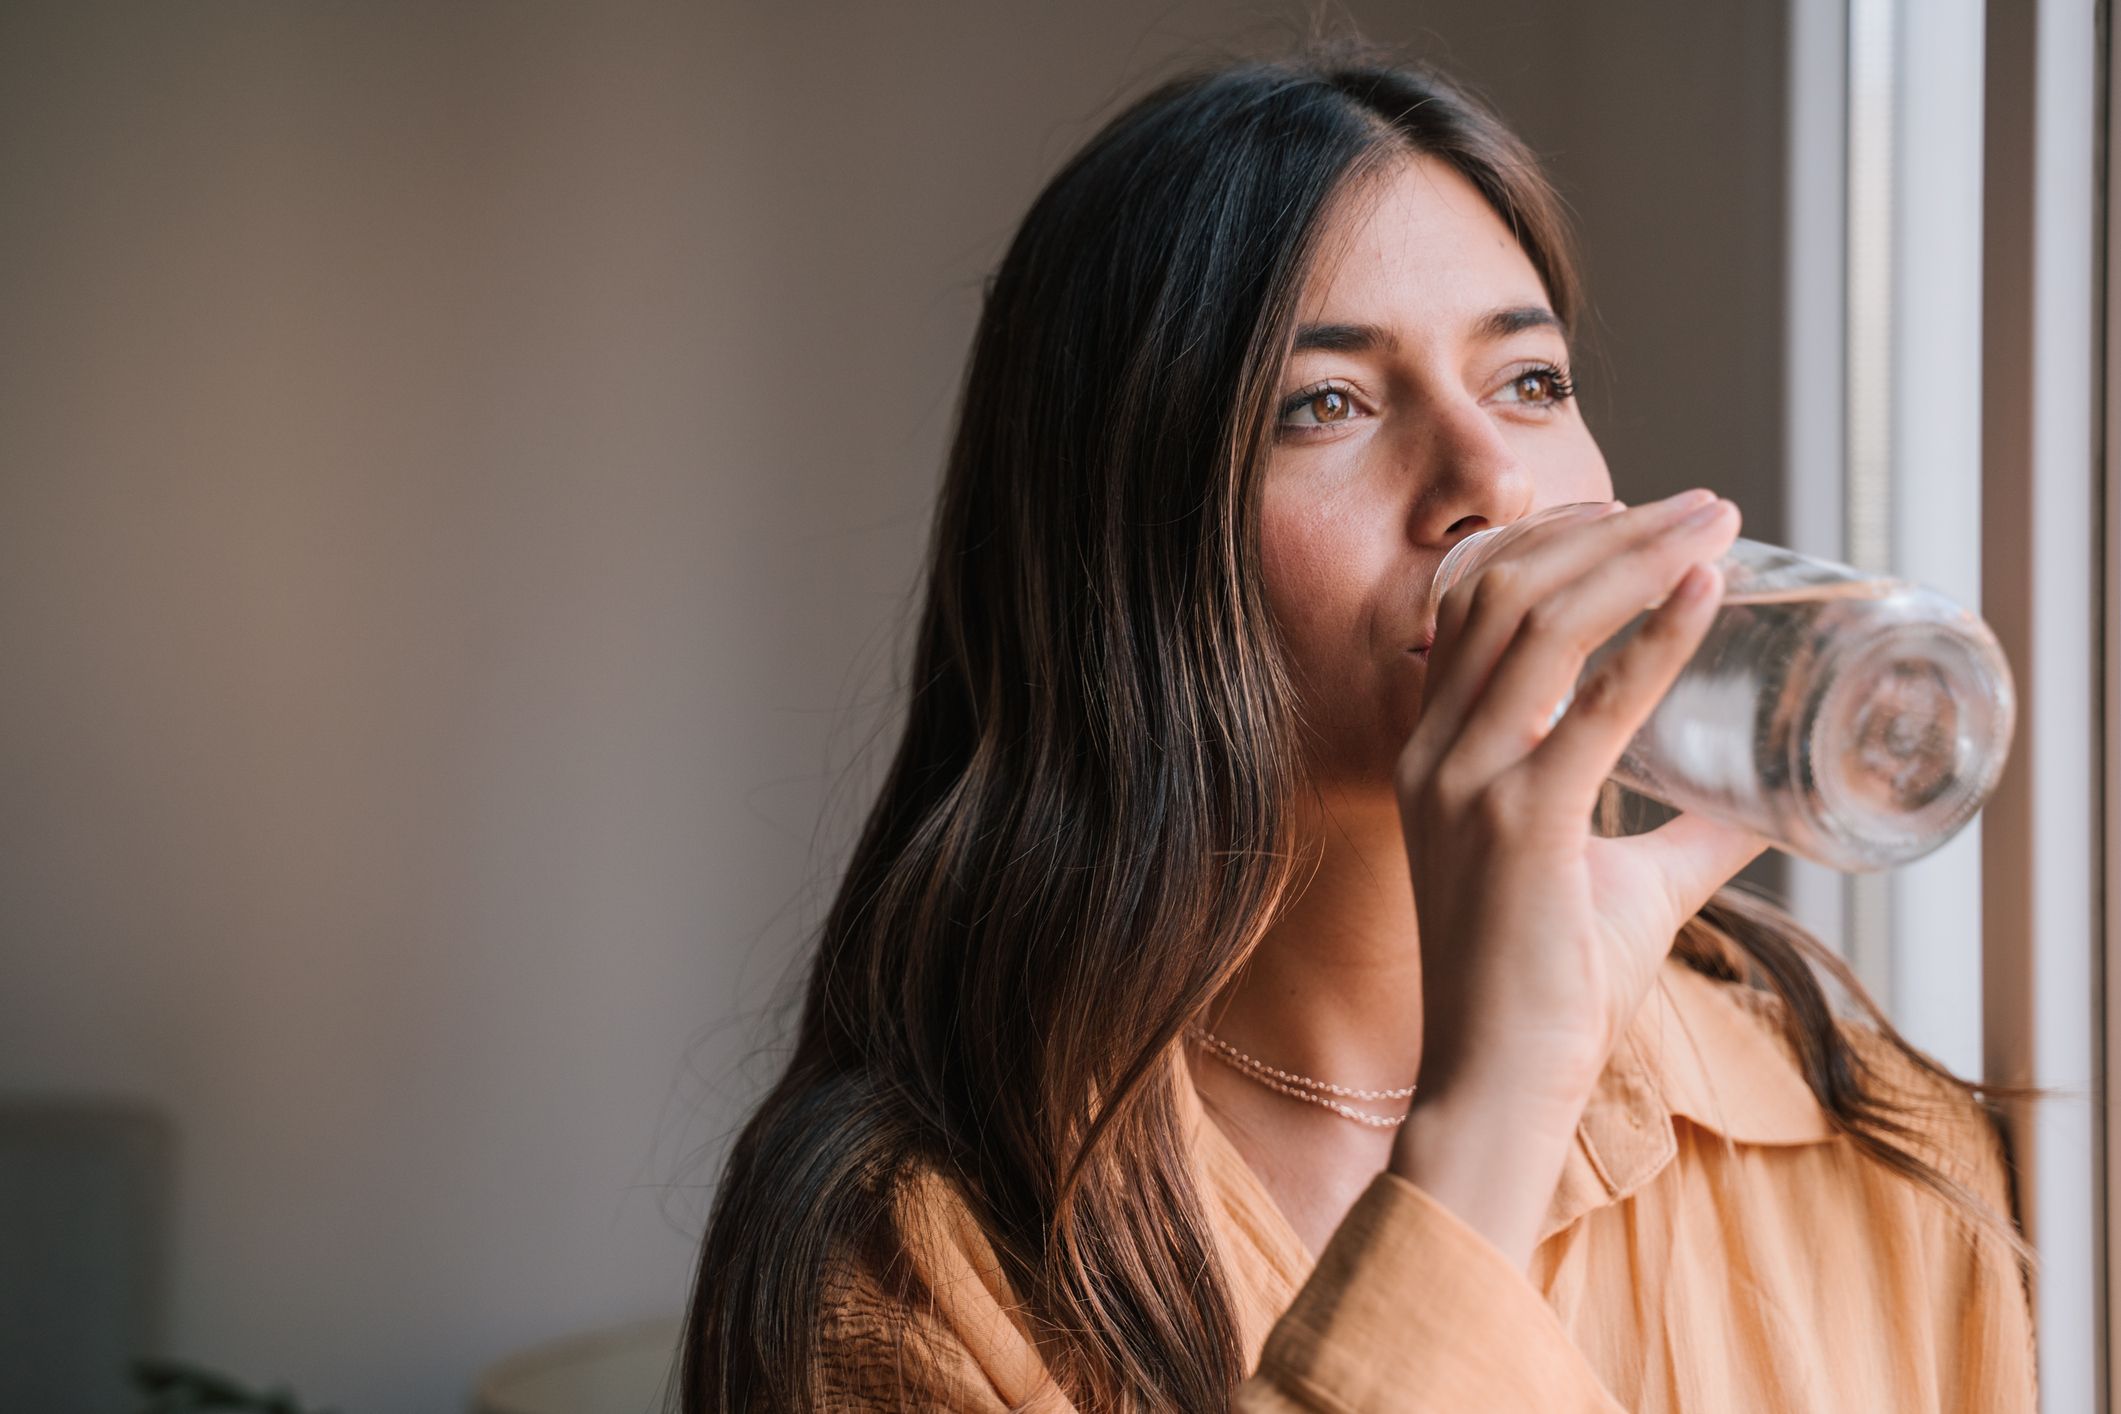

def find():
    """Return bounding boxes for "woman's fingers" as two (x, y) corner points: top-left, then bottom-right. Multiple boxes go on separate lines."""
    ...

(1423, 500), (1622, 667)
(1445, 500), (1739, 797)
(1514, 534), (1732, 805)
(1403, 491), (1725, 797)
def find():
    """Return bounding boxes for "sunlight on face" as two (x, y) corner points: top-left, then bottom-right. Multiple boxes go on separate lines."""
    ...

(1260, 152), (1614, 791)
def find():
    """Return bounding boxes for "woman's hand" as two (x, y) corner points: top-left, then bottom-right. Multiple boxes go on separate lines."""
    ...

(1393, 489), (1770, 1115)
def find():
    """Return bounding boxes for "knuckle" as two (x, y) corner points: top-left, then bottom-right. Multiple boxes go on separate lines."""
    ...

(1424, 760), (1479, 817)
(1468, 779), (1522, 835)
(1571, 667), (1623, 717)
(1474, 561), (1525, 606)
(1520, 597), (1579, 647)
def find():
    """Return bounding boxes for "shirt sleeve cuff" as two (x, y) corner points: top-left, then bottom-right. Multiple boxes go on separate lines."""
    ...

(1250, 1170), (1621, 1412)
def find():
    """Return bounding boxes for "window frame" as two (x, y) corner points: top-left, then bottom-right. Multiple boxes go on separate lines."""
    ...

(1980, 0), (2107, 1408)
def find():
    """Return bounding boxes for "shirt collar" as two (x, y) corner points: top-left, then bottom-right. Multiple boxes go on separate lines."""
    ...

(1177, 953), (1839, 1263)
(1539, 954), (1837, 1245)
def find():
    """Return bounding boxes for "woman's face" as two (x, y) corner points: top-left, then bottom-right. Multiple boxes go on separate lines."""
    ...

(1261, 152), (1612, 790)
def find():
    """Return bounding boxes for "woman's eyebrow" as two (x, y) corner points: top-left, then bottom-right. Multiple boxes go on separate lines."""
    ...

(1291, 322), (1395, 353)
(1291, 305), (1565, 354)
(1473, 304), (1563, 341)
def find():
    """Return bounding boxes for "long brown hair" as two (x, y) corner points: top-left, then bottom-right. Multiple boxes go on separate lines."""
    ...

(681, 43), (2042, 1411)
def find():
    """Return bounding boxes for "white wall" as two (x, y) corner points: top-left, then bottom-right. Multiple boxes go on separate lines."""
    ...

(0, 3), (1793, 1408)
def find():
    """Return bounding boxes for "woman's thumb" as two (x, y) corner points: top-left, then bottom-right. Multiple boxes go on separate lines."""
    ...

(1634, 809), (1774, 927)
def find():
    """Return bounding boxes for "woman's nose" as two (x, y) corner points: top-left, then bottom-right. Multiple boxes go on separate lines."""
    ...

(1399, 397), (1534, 544)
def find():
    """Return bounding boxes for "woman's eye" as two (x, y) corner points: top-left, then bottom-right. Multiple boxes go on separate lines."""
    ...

(1279, 384), (1363, 430)
(1494, 364), (1576, 408)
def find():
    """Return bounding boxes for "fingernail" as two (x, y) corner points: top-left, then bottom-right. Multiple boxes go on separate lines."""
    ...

(1674, 562), (1720, 602)
(1674, 496), (1732, 530)
(1664, 488), (1717, 512)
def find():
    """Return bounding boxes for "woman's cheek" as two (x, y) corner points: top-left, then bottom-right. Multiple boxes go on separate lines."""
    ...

(1261, 500), (1380, 704)
(1258, 501), (1332, 665)
(1260, 492), (1342, 622)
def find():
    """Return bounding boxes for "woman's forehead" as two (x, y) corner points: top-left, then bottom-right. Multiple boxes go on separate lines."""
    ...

(1293, 153), (1553, 341)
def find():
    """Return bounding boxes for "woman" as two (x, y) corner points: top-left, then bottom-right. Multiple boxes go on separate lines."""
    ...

(683, 46), (2040, 1411)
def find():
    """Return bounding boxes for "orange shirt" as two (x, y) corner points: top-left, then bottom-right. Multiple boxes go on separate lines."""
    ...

(815, 956), (2038, 1410)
